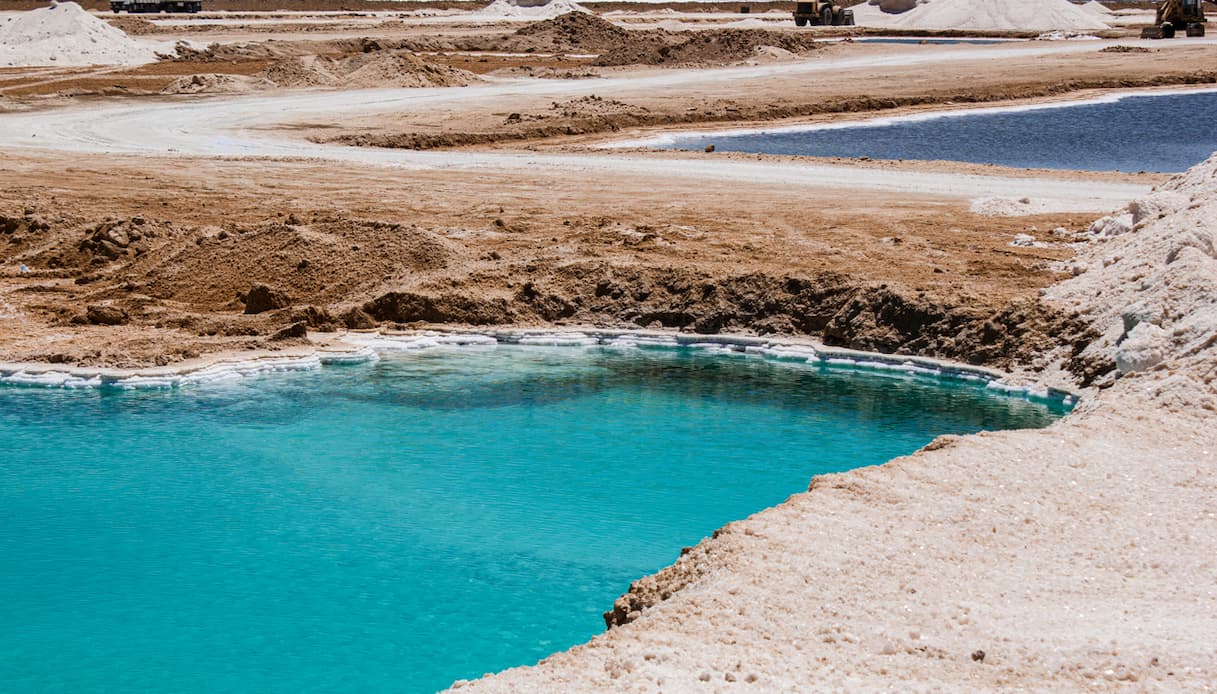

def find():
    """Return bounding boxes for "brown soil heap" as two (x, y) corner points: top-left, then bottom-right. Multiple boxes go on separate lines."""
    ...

(166, 49), (479, 91)
(511, 11), (635, 52)
(596, 27), (822, 66)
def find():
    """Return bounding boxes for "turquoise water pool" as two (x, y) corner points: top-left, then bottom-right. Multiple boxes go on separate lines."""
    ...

(0, 345), (1066, 692)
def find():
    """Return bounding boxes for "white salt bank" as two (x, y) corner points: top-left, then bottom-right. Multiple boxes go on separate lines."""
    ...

(0, 1), (159, 67)
(475, 0), (591, 20)
(891, 0), (1109, 32)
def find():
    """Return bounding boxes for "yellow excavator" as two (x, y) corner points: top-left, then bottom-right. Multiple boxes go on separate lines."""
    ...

(792, 0), (855, 27)
(1141, 0), (1206, 38)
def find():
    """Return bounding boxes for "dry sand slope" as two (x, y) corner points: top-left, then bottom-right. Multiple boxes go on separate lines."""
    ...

(458, 158), (1217, 691)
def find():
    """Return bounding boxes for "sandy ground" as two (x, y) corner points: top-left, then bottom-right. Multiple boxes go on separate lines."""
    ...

(2, 4), (1216, 690)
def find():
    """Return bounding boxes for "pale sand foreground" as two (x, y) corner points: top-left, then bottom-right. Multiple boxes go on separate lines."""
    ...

(459, 162), (1217, 689)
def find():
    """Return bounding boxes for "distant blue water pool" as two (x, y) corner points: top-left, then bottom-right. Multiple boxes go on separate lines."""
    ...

(658, 90), (1217, 172)
(0, 345), (1067, 692)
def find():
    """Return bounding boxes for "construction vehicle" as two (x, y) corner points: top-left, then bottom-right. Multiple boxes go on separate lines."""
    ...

(1141, 0), (1205, 38)
(110, 0), (202, 13)
(792, 0), (855, 27)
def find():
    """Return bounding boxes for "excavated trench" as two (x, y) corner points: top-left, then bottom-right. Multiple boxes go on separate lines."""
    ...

(357, 266), (1109, 384)
(0, 205), (1111, 383)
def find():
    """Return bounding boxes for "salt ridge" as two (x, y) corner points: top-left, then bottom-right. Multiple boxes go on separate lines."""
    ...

(0, 330), (1076, 406)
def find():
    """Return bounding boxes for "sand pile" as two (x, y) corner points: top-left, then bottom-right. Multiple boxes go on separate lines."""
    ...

(891, 0), (1109, 32)
(0, 1), (159, 68)
(475, 0), (591, 20)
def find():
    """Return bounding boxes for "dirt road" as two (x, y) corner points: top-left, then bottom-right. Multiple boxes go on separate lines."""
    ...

(0, 41), (1169, 209)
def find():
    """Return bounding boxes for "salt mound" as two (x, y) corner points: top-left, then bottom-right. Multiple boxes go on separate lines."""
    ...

(0, 1), (159, 68)
(475, 0), (591, 20)
(1047, 152), (1217, 405)
(161, 73), (270, 95)
(891, 0), (1109, 32)
(849, 3), (897, 27)
(1080, 1), (1114, 17)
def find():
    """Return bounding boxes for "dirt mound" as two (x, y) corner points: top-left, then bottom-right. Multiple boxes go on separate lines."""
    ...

(342, 52), (479, 88)
(259, 55), (343, 88)
(512, 11), (631, 52)
(2, 211), (180, 275)
(139, 214), (467, 311)
(596, 28), (821, 67)
(257, 52), (478, 89)
(171, 40), (297, 63)
(161, 73), (271, 95)
(453, 14), (814, 67)
(1099, 45), (1151, 53)
(105, 16), (158, 36)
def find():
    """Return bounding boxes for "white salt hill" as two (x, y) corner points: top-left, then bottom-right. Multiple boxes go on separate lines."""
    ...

(848, 3), (905, 27)
(1080, 1), (1115, 17)
(474, 0), (591, 20)
(891, 0), (1109, 32)
(0, 0), (159, 68)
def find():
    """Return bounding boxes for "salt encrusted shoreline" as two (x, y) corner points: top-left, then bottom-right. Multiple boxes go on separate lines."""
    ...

(451, 158), (1217, 690)
(0, 328), (1078, 406)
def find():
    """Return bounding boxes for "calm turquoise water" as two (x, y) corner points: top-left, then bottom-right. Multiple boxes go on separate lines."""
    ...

(0, 346), (1066, 693)
(659, 90), (1217, 172)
